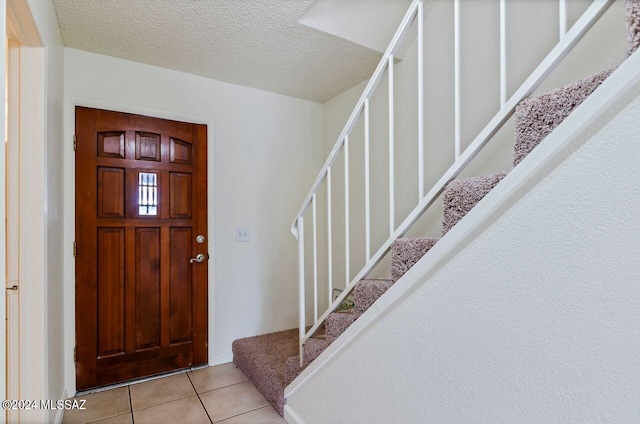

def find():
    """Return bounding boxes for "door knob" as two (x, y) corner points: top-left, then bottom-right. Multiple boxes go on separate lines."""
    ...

(189, 253), (206, 264)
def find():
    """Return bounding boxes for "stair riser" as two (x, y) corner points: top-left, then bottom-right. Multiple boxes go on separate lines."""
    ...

(232, 329), (299, 416)
(284, 337), (334, 385)
(391, 238), (439, 281)
(514, 69), (613, 166)
(326, 312), (358, 338)
(442, 172), (508, 235)
(284, 356), (300, 386)
(353, 279), (394, 314)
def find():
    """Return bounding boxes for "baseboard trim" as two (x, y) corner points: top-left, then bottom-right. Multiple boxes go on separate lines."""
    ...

(54, 387), (68, 424)
(284, 405), (305, 424)
(214, 352), (233, 365)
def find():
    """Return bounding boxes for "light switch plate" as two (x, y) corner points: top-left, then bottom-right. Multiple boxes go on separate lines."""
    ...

(235, 226), (250, 242)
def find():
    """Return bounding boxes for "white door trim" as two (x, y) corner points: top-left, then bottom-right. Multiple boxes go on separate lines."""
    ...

(0, 2), (8, 420)
(4, 1), (47, 423)
(5, 38), (21, 424)
(18, 43), (47, 422)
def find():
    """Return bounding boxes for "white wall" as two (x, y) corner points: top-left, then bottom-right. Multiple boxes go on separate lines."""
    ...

(286, 62), (640, 423)
(318, 0), (627, 290)
(26, 2), (66, 421)
(63, 48), (323, 392)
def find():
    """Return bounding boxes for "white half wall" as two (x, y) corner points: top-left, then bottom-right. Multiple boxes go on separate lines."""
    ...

(286, 59), (640, 423)
(63, 49), (323, 393)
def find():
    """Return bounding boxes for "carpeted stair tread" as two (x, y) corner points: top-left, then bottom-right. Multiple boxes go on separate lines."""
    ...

(232, 328), (299, 416)
(284, 336), (336, 386)
(391, 237), (440, 281)
(514, 69), (613, 166)
(628, 0), (640, 55)
(442, 172), (508, 235)
(326, 310), (358, 338)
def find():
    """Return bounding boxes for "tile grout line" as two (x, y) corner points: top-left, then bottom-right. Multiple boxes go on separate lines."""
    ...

(77, 386), (135, 424)
(128, 373), (205, 413)
(188, 367), (276, 422)
(128, 385), (135, 424)
(211, 405), (272, 423)
(195, 379), (249, 397)
(191, 372), (273, 423)
(187, 372), (214, 424)
(128, 393), (198, 413)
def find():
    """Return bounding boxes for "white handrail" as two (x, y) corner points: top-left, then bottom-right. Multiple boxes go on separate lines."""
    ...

(293, 0), (615, 359)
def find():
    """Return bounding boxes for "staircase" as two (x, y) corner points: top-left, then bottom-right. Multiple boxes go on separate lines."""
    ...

(233, 0), (639, 417)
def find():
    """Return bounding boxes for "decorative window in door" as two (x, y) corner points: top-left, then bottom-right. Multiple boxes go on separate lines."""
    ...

(138, 172), (158, 216)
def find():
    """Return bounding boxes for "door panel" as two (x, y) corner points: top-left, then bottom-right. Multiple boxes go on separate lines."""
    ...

(169, 227), (193, 344)
(135, 227), (161, 351)
(98, 167), (125, 218)
(135, 132), (161, 161)
(170, 173), (193, 218)
(75, 107), (208, 390)
(97, 227), (126, 358)
(171, 138), (192, 164)
(97, 131), (125, 158)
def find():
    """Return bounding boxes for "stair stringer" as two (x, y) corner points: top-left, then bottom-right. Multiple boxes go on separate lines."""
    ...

(284, 50), (640, 423)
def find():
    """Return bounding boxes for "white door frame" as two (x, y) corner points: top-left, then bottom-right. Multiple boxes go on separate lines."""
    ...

(4, 1), (48, 423)
(0, 2), (7, 419)
(5, 37), (21, 424)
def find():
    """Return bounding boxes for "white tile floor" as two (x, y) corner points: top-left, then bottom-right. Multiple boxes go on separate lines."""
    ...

(62, 363), (285, 424)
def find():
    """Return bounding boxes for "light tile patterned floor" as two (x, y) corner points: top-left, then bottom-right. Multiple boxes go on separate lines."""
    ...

(62, 363), (285, 424)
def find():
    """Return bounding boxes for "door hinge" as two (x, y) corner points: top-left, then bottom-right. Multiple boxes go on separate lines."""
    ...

(73, 241), (76, 257)
(73, 135), (77, 151)
(74, 346), (77, 362)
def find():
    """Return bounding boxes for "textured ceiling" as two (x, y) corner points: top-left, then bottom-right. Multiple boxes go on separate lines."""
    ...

(52, 0), (386, 102)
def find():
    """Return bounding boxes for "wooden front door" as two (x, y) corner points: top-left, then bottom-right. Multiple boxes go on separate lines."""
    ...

(75, 107), (208, 390)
